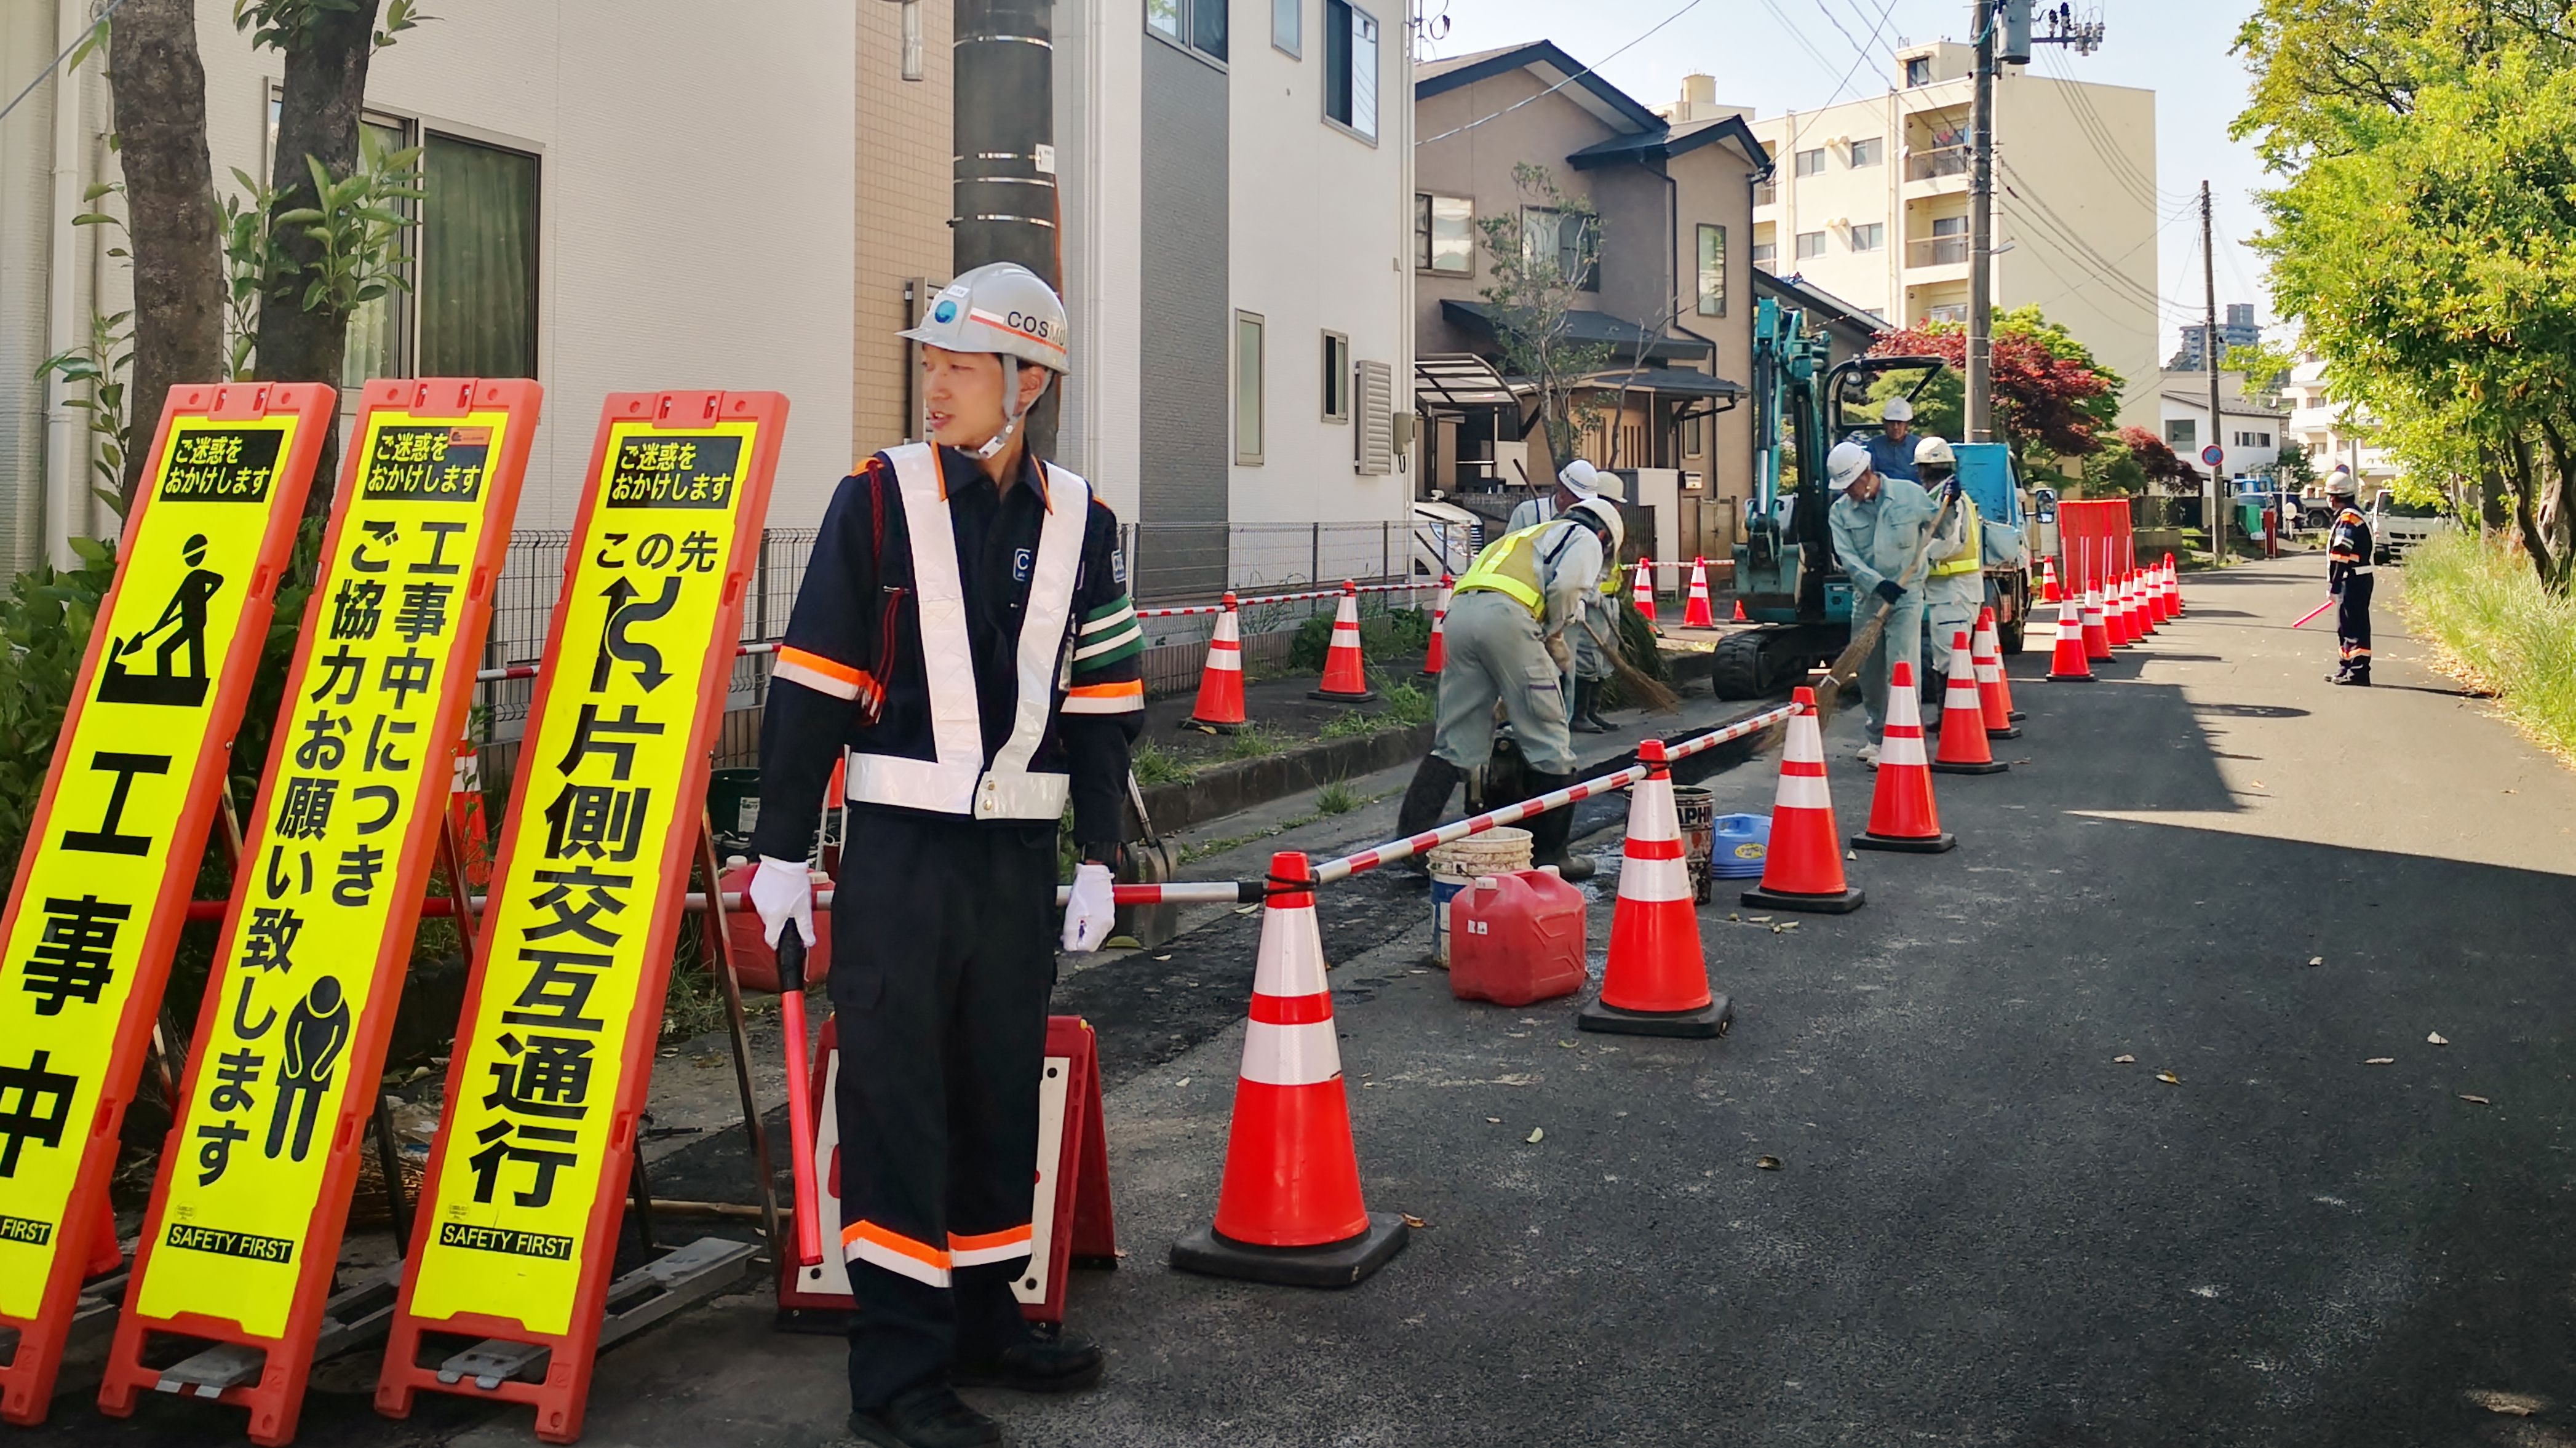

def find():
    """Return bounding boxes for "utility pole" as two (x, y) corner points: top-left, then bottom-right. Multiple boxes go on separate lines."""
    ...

(2201, 180), (2222, 567)
(953, 0), (1060, 455)
(1966, 0), (1997, 443)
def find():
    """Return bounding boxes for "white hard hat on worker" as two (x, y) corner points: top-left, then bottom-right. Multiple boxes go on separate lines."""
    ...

(1568, 495), (1624, 557)
(1827, 440), (1877, 496)
(900, 262), (1070, 461)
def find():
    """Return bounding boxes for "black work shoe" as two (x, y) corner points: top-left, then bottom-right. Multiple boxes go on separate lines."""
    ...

(1536, 853), (1598, 883)
(849, 1385), (1001, 1448)
(953, 1334), (1105, 1394)
(1570, 714), (1607, 734)
(2332, 670), (2371, 686)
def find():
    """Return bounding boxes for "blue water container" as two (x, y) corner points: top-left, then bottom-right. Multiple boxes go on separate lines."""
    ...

(1709, 813), (1771, 878)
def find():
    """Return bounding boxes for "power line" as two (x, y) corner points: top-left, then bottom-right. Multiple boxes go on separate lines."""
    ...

(1417, 0), (1717, 146)
(0, 0), (132, 130)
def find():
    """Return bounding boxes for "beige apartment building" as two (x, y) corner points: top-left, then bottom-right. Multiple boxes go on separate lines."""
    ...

(1661, 42), (2160, 431)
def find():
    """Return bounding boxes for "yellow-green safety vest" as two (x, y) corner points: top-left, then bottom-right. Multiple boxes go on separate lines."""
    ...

(1928, 498), (1982, 578)
(1453, 519), (1575, 615)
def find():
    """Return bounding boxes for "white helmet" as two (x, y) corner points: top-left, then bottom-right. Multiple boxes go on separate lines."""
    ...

(899, 263), (1070, 461)
(1913, 435), (1956, 469)
(1568, 495), (1626, 557)
(1826, 440), (1875, 491)
(1557, 459), (1602, 496)
(1880, 395), (1914, 423)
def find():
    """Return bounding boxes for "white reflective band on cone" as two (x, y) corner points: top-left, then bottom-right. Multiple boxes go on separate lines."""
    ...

(1627, 778), (1678, 841)
(1785, 718), (1825, 765)
(1880, 733), (1929, 767)
(1251, 897), (1329, 999)
(1617, 853), (1695, 904)
(1241, 1019), (1343, 1087)
(1775, 773), (1832, 811)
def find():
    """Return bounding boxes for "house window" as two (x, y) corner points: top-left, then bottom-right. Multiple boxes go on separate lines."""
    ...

(1524, 207), (1599, 291)
(1696, 224), (1726, 316)
(2167, 418), (2196, 449)
(1850, 137), (1883, 167)
(1415, 194), (1473, 274)
(1273, 0), (1300, 55)
(1795, 148), (1826, 177)
(2235, 430), (2273, 448)
(1236, 312), (1265, 464)
(1322, 331), (1351, 422)
(1905, 55), (1932, 86)
(1148, 0), (1226, 62)
(1794, 230), (1827, 260)
(1323, 0), (1378, 140)
(1752, 240), (1776, 269)
(1683, 410), (1705, 458)
(1932, 215), (1967, 237)
(419, 133), (540, 380)
(1851, 222), (1886, 252)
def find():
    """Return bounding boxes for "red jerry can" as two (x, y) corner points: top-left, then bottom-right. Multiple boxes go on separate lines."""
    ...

(1449, 867), (1589, 1007)
(717, 860), (834, 993)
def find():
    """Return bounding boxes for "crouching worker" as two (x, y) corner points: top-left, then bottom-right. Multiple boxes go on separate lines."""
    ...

(1394, 495), (1626, 881)
(749, 263), (1141, 1448)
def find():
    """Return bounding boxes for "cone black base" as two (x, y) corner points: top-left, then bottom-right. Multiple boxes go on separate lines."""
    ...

(1739, 884), (1865, 914)
(1182, 717), (1244, 734)
(1930, 758), (2009, 775)
(2047, 674), (2097, 683)
(2009, 710), (2027, 720)
(1308, 688), (1378, 704)
(1578, 993), (1731, 1038)
(1983, 725), (2022, 739)
(1170, 1213), (1409, 1288)
(1851, 830), (1956, 853)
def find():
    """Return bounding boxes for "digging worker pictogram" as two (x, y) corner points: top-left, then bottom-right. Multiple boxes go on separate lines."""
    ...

(749, 263), (1140, 1448)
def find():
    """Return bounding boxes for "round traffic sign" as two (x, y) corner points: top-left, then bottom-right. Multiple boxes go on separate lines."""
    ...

(2201, 444), (2225, 466)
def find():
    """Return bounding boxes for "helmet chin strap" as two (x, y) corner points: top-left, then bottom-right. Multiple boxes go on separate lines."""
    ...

(973, 358), (1051, 462)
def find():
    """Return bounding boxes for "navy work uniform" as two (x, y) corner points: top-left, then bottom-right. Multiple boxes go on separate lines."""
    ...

(752, 440), (1143, 1410)
(2326, 499), (2373, 684)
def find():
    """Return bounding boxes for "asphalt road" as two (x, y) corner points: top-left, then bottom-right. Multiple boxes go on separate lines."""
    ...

(36, 552), (2576, 1447)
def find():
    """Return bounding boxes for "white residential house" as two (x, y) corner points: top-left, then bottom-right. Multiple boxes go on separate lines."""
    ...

(1054, 0), (1415, 600)
(2157, 371), (2287, 482)
(2282, 355), (2398, 488)
(1, 0), (859, 570)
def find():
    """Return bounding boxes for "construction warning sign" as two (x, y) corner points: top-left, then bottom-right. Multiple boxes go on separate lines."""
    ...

(123, 382), (539, 1350)
(0, 383), (332, 1423)
(397, 394), (785, 1345)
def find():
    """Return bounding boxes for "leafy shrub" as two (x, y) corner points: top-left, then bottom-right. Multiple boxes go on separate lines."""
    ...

(1288, 606), (1433, 671)
(2403, 531), (2576, 760)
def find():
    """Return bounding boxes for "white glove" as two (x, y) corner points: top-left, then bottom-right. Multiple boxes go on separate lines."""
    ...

(1061, 863), (1115, 953)
(748, 855), (815, 948)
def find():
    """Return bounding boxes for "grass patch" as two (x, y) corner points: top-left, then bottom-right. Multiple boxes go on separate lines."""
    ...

(1319, 709), (1383, 739)
(1315, 779), (1361, 814)
(1132, 738), (1196, 785)
(2400, 531), (2576, 761)
(1381, 678), (1435, 726)
(1223, 725), (1284, 761)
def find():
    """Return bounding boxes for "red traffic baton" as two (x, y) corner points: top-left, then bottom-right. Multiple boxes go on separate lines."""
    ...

(2291, 596), (2335, 629)
(772, 927), (825, 1269)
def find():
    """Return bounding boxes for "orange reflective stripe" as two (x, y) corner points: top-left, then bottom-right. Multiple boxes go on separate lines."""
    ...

(776, 645), (872, 701)
(780, 645), (863, 688)
(948, 1225), (1032, 1252)
(1067, 680), (1142, 701)
(844, 1220), (952, 1271)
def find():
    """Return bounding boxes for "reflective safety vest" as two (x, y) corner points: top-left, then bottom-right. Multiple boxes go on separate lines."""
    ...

(1454, 518), (1584, 616)
(843, 442), (1091, 822)
(1928, 498), (1983, 578)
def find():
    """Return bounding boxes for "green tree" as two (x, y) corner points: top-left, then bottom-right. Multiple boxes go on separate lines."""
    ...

(1474, 163), (1613, 473)
(2222, 340), (2296, 407)
(1867, 305), (2123, 467)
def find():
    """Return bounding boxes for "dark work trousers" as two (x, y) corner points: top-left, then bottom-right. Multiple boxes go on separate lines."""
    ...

(830, 810), (1056, 1410)
(2336, 572), (2375, 672)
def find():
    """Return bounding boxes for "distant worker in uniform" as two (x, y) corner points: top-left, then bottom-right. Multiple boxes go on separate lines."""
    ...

(1826, 440), (1944, 765)
(2326, 471), (2373, 686)
(1507, 457), (1602, 535)
(1396, 494), (1627, 880)
(1509, 461), (1623, 734)
(1910, 436), (1979, 689)
(749, 263), (1138, 1448)
(1862, 395), (1921, 484)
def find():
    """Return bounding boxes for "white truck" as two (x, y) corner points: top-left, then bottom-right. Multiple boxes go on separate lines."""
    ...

(2366, 489), (2451, 564)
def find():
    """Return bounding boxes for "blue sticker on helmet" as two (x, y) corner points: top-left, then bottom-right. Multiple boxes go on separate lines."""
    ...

(933, 299), (960, 324)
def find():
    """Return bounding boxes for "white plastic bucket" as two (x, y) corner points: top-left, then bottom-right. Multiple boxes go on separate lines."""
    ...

(1428, 828), (1533, 965)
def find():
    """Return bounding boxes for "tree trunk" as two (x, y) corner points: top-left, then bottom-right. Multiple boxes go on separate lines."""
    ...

(108, 0), (224, 514)
(2507, 434), (2554, 585)
(254, 0), (382, 518)
(2479, 460), (2510, 536)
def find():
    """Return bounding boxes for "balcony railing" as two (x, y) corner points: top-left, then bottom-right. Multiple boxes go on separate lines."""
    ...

(1923, 304), (1968, 325)
(1755, 181), (1777, 207)
(1905, 145), (1970, 181)
(1906, 236), (1970, 267)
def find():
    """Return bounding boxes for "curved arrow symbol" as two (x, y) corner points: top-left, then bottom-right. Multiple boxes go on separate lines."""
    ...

(594, 575), (681, 692)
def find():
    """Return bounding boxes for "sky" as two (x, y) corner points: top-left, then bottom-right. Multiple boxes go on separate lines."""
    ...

(1413, 0), (2281, 369)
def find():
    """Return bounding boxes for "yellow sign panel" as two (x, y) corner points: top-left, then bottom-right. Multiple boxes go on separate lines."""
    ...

(406, 418), (760, 1334)
(0, 417), (303, 1319)
(128, 411), (515, 1338)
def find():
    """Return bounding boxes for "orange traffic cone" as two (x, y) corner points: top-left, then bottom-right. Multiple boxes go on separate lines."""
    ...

(1308, 580), (1377, 703)
(2133, 570), (2160, 636)
(2040, 555), (2062, 603)
(1741, 686), (1865, 913)
(1972, 608), (2021, 738)
(2081, 587), (2113, 661)
(1632, 557), (1657, 625)
(2048, 593), (2096, 682)
(1931, 632), (2007, 775)
(2164, 554), (2182, 616)
(1189, 592), (1247, 731)
(2102, 575), (2129, 646)
(1853, 661), (1954, 853)
(2116, 573), (2142, 644)
(1731, 597), (1747, 622)
(1682, 557), (1716, 627)
(1171, 851), (1408, 1286)
(1420, 575), (1451, 678)
(1579, 737), (1730, 1036)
